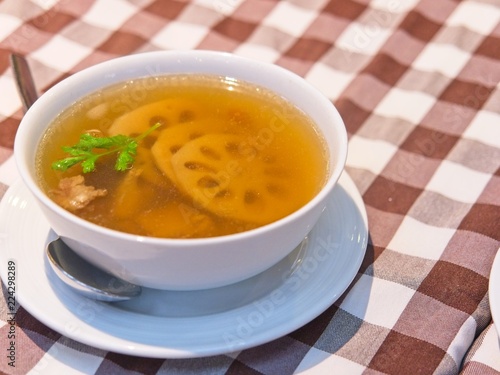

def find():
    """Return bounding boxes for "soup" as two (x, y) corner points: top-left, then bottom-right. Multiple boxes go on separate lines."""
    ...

(36, 74), (328, 238)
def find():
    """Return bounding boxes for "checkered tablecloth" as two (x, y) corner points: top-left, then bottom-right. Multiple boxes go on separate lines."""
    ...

(0, 0), (499, 374)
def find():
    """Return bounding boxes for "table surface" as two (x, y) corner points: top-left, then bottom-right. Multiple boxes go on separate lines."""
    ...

(0, 0), (499, 374)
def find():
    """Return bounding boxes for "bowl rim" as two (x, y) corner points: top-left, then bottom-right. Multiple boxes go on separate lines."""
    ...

(14, 50), (348, 247)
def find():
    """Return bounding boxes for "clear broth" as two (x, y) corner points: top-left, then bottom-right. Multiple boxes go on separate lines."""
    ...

(36, 74), (328, 238)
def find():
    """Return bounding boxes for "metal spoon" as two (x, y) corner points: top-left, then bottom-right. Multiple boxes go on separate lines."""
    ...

(10, 53), (142, 301)
(47, 238), (142, 301)
(10, 53), (39, 113)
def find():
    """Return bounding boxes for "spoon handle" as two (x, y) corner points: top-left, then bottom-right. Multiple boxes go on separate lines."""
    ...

(10, 53), (39, 112)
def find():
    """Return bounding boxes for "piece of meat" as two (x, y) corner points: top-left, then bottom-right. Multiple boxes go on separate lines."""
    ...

(51, 175), (107, 211)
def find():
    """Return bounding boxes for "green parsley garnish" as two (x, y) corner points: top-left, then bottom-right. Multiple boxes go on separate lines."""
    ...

(51, 123), (161, 173)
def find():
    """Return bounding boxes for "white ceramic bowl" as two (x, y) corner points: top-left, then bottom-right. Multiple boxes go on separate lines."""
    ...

(14, 50), (347, 290)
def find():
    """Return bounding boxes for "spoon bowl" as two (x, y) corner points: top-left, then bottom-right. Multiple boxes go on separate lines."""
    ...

(46, 238), (142, 301)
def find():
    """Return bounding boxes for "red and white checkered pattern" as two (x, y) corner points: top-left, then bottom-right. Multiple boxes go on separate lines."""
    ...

(0, 0), (499, 373)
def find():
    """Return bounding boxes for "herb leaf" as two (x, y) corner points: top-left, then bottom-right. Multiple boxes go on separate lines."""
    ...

(52, 123), (161, 173)
(115, 141), (137, 171)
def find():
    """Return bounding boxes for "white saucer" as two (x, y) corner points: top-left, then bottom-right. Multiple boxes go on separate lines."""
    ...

(0, 172), (368, 358)
(489, 248), (500, 336)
